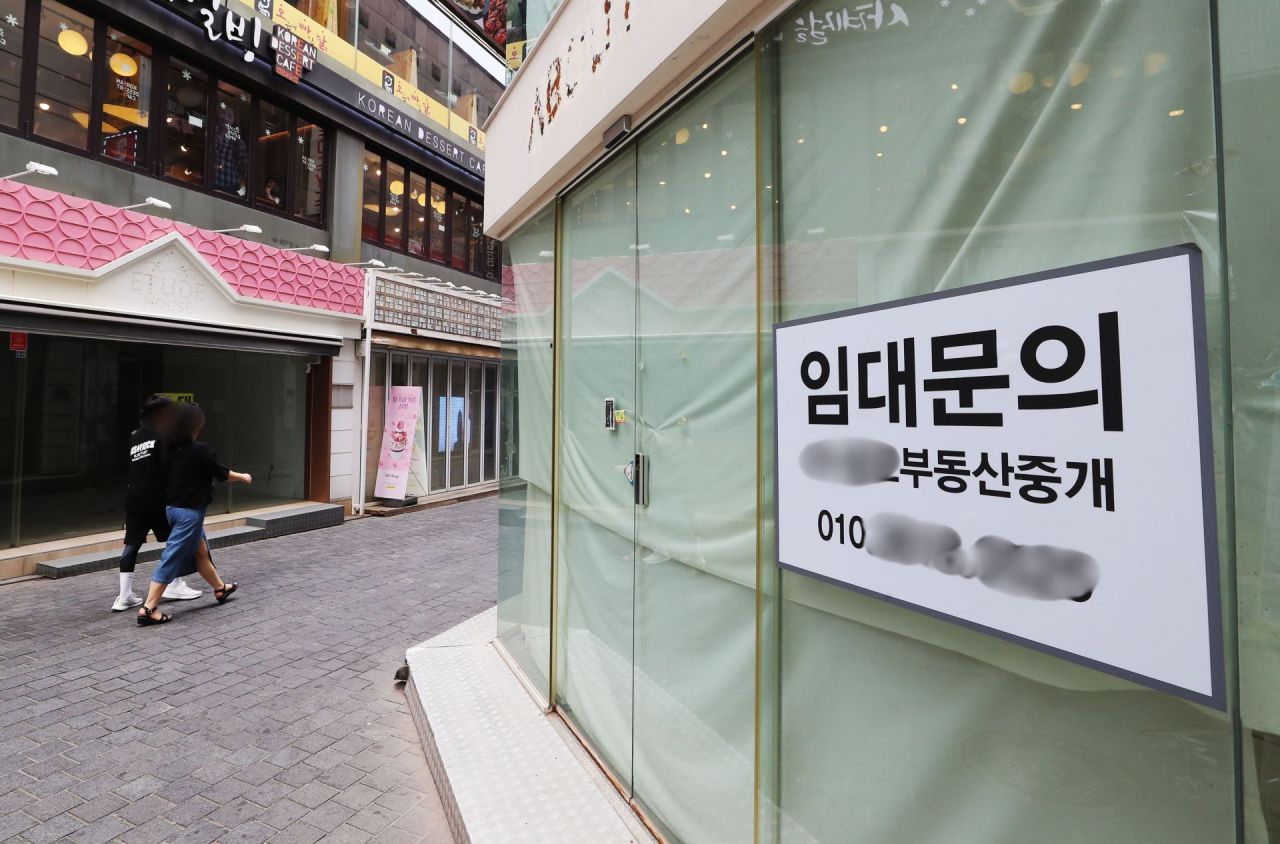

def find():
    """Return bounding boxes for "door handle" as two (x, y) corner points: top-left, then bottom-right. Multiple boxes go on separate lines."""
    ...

(634, 452), (649, 508)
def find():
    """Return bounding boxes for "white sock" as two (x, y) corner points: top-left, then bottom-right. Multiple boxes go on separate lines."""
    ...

(119, 572), (134, 598)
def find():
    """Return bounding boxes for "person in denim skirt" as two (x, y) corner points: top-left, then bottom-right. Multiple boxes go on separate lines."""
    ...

(137, 403), (252, 627)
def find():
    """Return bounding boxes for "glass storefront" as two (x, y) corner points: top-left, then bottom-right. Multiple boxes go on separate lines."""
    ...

(363, 348), (499, 502)
(0, 332), (308, 548)
(495, 0), (1280, 840)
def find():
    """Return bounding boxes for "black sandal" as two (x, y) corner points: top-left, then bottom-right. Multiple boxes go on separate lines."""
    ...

(214, 582), (238, 604)
(136, 605), (172, 626)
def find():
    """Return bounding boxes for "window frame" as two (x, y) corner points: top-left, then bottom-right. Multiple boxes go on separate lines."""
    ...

(360, 144), (496, 281)
(0, 0), (331, 228)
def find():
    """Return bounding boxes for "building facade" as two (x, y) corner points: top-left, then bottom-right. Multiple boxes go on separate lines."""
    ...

(0, 0), (506, 562)
(487, 0), (1280, 841)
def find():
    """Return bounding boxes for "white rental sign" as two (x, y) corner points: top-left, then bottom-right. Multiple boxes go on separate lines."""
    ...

(774, 246), (1223, 709)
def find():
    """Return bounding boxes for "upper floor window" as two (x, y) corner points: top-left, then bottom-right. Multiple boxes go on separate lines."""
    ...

(362, 146), (498, 280)
(0, 0), (328, 226)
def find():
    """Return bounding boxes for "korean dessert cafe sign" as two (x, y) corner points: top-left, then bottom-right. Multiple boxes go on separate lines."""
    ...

(774, 246), (1224, 709)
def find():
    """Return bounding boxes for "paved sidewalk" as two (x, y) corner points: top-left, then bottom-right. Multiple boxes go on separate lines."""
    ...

(0, 498), (497, 844)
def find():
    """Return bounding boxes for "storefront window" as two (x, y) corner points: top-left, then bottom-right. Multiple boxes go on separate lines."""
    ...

(467, 200), (483, 275)
(0, 333), (308, 547)
(430, 358), (448, 492)
(466, 361), (482, 484)
(482, 362), (496, 482)
(761, 2), (1229, 841)
(211, 81), (250, 199)
(33, 0), (94, 149)
(164, 58), (207, 186)
(429, 182), (448, 263)
(293, 122), (325, 222)
(365, 349), (388, 501)
(0, 0), (22, 129)
(99, 28), (151, 167)
(362, 149), (383, 242)
(450, 192), (468, 270)
(385, 160), (407, 250)
(292, 0), (356, 42)
(449, 360), (466, 485)
(408, 171), (429, 256)
(255, 99), (290, 211)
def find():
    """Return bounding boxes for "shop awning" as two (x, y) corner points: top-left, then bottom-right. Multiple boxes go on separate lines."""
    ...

(0, 303), (342, 357)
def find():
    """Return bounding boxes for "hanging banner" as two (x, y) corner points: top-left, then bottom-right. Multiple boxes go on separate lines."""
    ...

(375, 386), (430, 500)
(773, 246), (1224, 709)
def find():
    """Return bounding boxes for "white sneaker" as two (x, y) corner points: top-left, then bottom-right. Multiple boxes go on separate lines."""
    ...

(162, 579), (203, 601)
(111, 593), (143, 612)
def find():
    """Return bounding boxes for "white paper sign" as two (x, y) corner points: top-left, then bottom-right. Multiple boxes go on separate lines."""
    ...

(774, 246), (1223, 708)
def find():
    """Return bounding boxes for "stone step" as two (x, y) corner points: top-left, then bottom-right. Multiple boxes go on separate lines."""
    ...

(34, 503), (344, 579)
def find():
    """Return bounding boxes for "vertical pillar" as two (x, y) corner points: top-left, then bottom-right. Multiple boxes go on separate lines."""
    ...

(327, 129), (366, 265)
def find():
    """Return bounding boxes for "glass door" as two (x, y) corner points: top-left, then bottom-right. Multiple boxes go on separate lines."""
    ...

(554, 148), (640, 789)
(554, 56), (759, 840)
(630, 56), (758, 843)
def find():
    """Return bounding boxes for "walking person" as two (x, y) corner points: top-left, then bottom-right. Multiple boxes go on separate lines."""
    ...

(113, 396), (202, 611)
(138, 403), (251, 626)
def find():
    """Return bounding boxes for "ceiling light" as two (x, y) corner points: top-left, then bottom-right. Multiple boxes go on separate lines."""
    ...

(675, 127), (690, 145)
(1008, 71), (1035, 95)
(720, 149), (728, 156)
(658, 180), (666, 186)
(704, 172), (711, 179)
(1168, 109), (1185, 117)
(1070, 102), (1083, 110)
(109, 52), (139, 78)
(950, 82), (959, 90)
(729, 204), (736, 210)
(37, 102), (50, 111)
(879, 125), (888, 133)
(389, 179), (404, 195)
(57, 28), (88, 57)
(875, 151), (884, 158)
(684, 208), (691, 214)
(701, 123), (709, 129)
(797, 137), (805, 144)
(957, 116), (968, 125)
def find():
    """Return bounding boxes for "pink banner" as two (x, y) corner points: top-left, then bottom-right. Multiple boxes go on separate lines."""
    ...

(375, 386), (425, 499)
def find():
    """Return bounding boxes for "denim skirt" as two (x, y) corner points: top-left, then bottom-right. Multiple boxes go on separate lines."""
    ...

(151, 506), (206, 584)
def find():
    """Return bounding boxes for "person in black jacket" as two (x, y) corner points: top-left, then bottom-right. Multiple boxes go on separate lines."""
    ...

(113, 396), (202, 611)
(137, 403), (252, 627)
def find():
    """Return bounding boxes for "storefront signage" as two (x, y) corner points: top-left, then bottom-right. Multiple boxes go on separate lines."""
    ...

(155, 0), (314, 82)
(773, 246), (1223, 709)
(9, 331), (26, 358)
(375, 386), (430, 500)
(352, 90), (486, 179)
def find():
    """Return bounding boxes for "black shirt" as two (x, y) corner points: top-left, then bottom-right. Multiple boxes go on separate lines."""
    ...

(166, 439), (231, 509)
(125, 424), (167, 511)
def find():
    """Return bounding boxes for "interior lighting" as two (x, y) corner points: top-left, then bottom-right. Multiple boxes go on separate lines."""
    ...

(720, 149), (728, 156)
(950, 82), (959, 90)
(37, 102), (50, 111)
(701, 122), (709, 129)
(684, 208), (691, 215)
(3, 161), (58, 180)
(875, 151), (884, 158)
(729, 204), (737, 211)
(1008, 71), (1034, 95)
(704, 172), (712, 179)
(121, 197), (172, 211)
(282, 244), (330, 253)
(389, 179), (404, 195)
(57, 27), (88, 57)
(1070, 102), (1083, 110)
(209, 224), (262, 234)
(957, 116), (968, 125)
(109, 52), (139, 77)
(1068, 62), (1091, 87)
(675, 127), (690, 145)
(1168, 109), (1185, 117)
(658, 180), (666, 186)
(797, 137), (805, 144)
(879, 124), (888, 133)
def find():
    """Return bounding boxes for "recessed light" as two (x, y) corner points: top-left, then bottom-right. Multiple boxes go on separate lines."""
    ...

(704, 172), (711, 179)
(729, 204), (737, 210)
(879, 124), (888, 133)
(1070, 102), (1083, 110)
(1169, 108), (1185, 117)
(957, 116), (968, 125)
(684, 208), (691, 214)
(875, 151), (884, 158)
(701, 122), (708, 129)
(950, 82), (959, 90)
(720, 149), (728, 156)
(38, 102), (50, 111)
(797, 137), (805, 144)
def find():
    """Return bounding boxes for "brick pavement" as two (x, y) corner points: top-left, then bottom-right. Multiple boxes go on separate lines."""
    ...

(0, 498), (497, 843)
